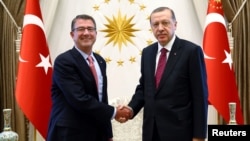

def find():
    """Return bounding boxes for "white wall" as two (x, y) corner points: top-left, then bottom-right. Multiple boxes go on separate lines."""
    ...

(42, 0), (205, 100)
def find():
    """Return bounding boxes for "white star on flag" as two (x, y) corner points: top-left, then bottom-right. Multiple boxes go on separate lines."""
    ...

(203, 0), (244, 124)
(222, 50), (233, 70)
(36, 54), (52, 74)
(15, 0), (53, 138)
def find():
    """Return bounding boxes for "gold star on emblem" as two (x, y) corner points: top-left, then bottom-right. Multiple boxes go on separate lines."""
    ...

(117, 59), (124, 66)
(94, 50), (100, 55)
(100, 10), (139, 52)
(93, 5), (100, 11)
(104, 0), (110, 4)
(105, 57), (112, 64)
(139, 4), (146, 11)
(128, 0), (135, 4)
(129, 56), (136, 63)
(146, 39), (153, 45)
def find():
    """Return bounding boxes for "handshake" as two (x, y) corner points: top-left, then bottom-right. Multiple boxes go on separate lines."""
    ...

(114, 105), (133, 123)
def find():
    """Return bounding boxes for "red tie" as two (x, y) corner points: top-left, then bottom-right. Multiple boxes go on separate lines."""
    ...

(155, 48), (168, 88)
(87, 56), (98, 89)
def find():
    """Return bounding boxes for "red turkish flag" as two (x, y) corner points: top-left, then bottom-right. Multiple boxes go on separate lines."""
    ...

(203, 0), (244, 124)
(15, 0), (52, 138)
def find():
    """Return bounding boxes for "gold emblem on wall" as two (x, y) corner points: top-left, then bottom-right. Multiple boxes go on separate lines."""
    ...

(92, 0), (155, 66)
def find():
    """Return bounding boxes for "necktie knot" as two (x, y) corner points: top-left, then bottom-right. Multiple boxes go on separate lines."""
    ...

(161, 48), (168, 54)
(87, 56), (94, 64)
(87, 55), (98, 89)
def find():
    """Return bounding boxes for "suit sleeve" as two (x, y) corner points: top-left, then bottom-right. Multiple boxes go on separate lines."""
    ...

(189, 46), (208, 138)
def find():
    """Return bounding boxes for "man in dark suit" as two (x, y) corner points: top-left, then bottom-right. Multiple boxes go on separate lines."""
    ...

(46, 14), (130, 141)
(118, 7), (208, 141)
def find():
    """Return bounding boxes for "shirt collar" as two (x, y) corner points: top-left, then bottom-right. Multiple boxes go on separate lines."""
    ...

(74, 46), (94, 61)
(157, 35), (176, 53)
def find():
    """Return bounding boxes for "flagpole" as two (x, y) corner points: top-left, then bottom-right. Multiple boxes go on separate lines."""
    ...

(33, 128), (36, 141)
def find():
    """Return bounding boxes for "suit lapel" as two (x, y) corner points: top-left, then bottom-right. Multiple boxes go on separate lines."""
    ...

(70, 47), (93, 80)
(93, 53), (105, 76)
(147, 43), (158, 89)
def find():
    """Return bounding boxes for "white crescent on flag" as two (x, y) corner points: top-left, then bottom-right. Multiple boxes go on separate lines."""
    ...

(23, 14), (45, 31)
(19, 14), (46, 63)
(203, 13), (226, 60)
(204, 13), (226, 29)
(18, 55), (28, 62)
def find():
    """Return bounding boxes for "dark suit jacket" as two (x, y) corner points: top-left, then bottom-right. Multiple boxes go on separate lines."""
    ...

(47, 47), (114, 141)
(128, 37), (208, 141)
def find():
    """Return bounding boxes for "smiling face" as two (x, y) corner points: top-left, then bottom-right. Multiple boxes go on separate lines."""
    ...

(150, 8), (177, 46)
(70, 18), (97, 54)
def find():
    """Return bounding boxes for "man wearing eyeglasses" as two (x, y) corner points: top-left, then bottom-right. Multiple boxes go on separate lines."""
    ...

(46, 14), (130, 141)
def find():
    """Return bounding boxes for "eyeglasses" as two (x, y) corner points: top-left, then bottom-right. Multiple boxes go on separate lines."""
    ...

(73, 27), (96, 32)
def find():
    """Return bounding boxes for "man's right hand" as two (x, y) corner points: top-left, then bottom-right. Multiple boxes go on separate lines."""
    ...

(115, 105), (133, 123)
